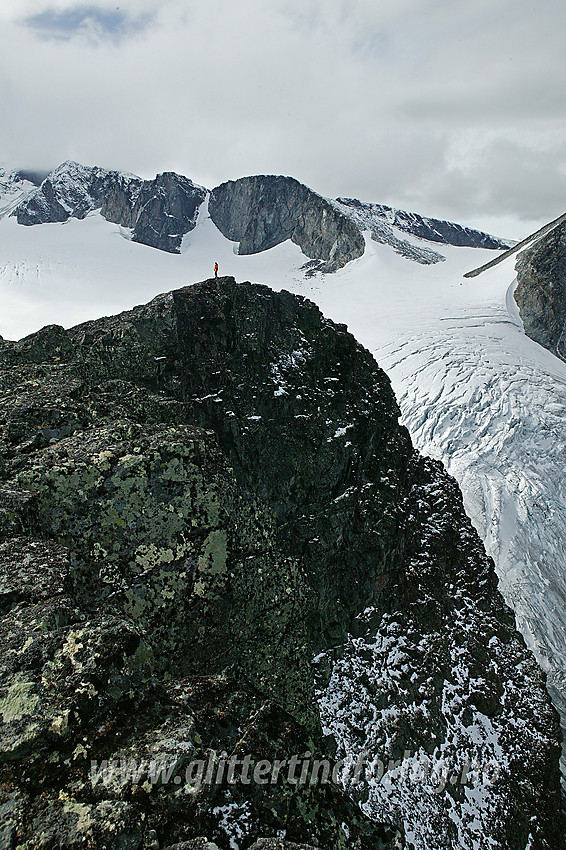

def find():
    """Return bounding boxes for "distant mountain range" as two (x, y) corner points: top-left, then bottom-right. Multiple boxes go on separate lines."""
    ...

(1, 161), (512, 272)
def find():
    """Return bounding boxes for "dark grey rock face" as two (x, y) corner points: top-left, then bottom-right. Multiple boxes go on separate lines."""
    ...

(514, 222), (566, 359)
(12, 170), (48, 187)
(130, 171), (206, 252)
(0, 278), (562, 849)
(13, 161), (206, 254)
(209, 176), (365, 272)
(337, 197), (513, 249)
(94, 171), (144, 228)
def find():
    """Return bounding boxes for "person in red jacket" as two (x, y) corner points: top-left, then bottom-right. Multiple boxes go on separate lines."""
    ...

(214, 262), (219, 278)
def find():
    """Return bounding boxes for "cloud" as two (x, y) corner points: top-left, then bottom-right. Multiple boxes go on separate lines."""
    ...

(1, 0), (565, 237)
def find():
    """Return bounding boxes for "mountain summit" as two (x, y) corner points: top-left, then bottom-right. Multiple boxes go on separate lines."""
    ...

(0, 277), (561, 848)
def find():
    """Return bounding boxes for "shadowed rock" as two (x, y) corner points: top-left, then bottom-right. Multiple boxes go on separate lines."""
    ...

(0, 278), (562, 848)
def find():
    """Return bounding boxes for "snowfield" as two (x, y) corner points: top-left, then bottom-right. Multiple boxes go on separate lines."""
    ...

(2, 194), (566, 839)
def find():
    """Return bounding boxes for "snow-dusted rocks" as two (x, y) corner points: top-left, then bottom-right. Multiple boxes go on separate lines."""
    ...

(0, 168), (40, 219)
(333, 199), (447, 265)
(316, 457), (561, 850)
(337, 197), (513, 251)
(14, 160), (116, 224)
(0, 277), (562, 848)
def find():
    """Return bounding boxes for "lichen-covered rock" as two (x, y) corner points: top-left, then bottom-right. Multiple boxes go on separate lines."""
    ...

(65, 279), (412, 644)
(17, 796), (145, 849)
(14, 422), (317, 725)
(0, 278), (562, 848)
(248, 841), (318, 850)
(209, 176), (365, 271)
(0, 536), (152, 764)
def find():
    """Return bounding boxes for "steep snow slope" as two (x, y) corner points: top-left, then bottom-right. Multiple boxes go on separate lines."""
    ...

(1, 195), (566, 835)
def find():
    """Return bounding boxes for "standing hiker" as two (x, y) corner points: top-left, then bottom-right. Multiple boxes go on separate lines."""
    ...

(214, 262), (219, 278)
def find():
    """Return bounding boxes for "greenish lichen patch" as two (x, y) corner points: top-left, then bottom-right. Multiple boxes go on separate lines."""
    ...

(0, 674), (39, 723)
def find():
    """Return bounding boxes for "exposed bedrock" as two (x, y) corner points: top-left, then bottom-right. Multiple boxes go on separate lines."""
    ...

(209, 176), (366, 271)
(515, 220), (566, 359)
(0, 278), (562, 848)
(13, 161), (206, 253)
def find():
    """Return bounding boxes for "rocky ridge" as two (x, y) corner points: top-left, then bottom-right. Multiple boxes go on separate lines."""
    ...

(209, 176), (365, 273)
(6, 162), (513, 273)
(13, 161), (206, 254)
(0, 170), (38, 219)
(0, 278), (562, 849)
(337, 197), (513, 251)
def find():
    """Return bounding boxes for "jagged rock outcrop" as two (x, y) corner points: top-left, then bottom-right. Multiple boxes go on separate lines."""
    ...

(209, 176), (365, 272)
(333, 199), (446, 265)
(337, 197), (513, 250)
(514, 221), (566, 359)
(13, 162), (206, 253)
(0, 278), (562, 849)
(128, 171), (206, 253)
(13, 162), (118, 225)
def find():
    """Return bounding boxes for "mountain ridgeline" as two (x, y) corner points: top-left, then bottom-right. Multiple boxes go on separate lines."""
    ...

(6, 161), (513, 271)
(12, 162), (206, 254)
(0, 278), (562, 849)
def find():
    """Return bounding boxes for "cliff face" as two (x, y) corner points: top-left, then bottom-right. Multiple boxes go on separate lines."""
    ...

(13, 162), (206, 254)
(209, 176), (366, 272)
(0, 279), (562, 849)
(514, 222), (566, 358)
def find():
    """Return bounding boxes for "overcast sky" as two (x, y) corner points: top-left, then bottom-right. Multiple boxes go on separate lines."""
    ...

(1, 0), (565, 238)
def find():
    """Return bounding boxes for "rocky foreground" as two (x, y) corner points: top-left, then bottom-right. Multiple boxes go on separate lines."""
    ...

(0, 278), (562, 849)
